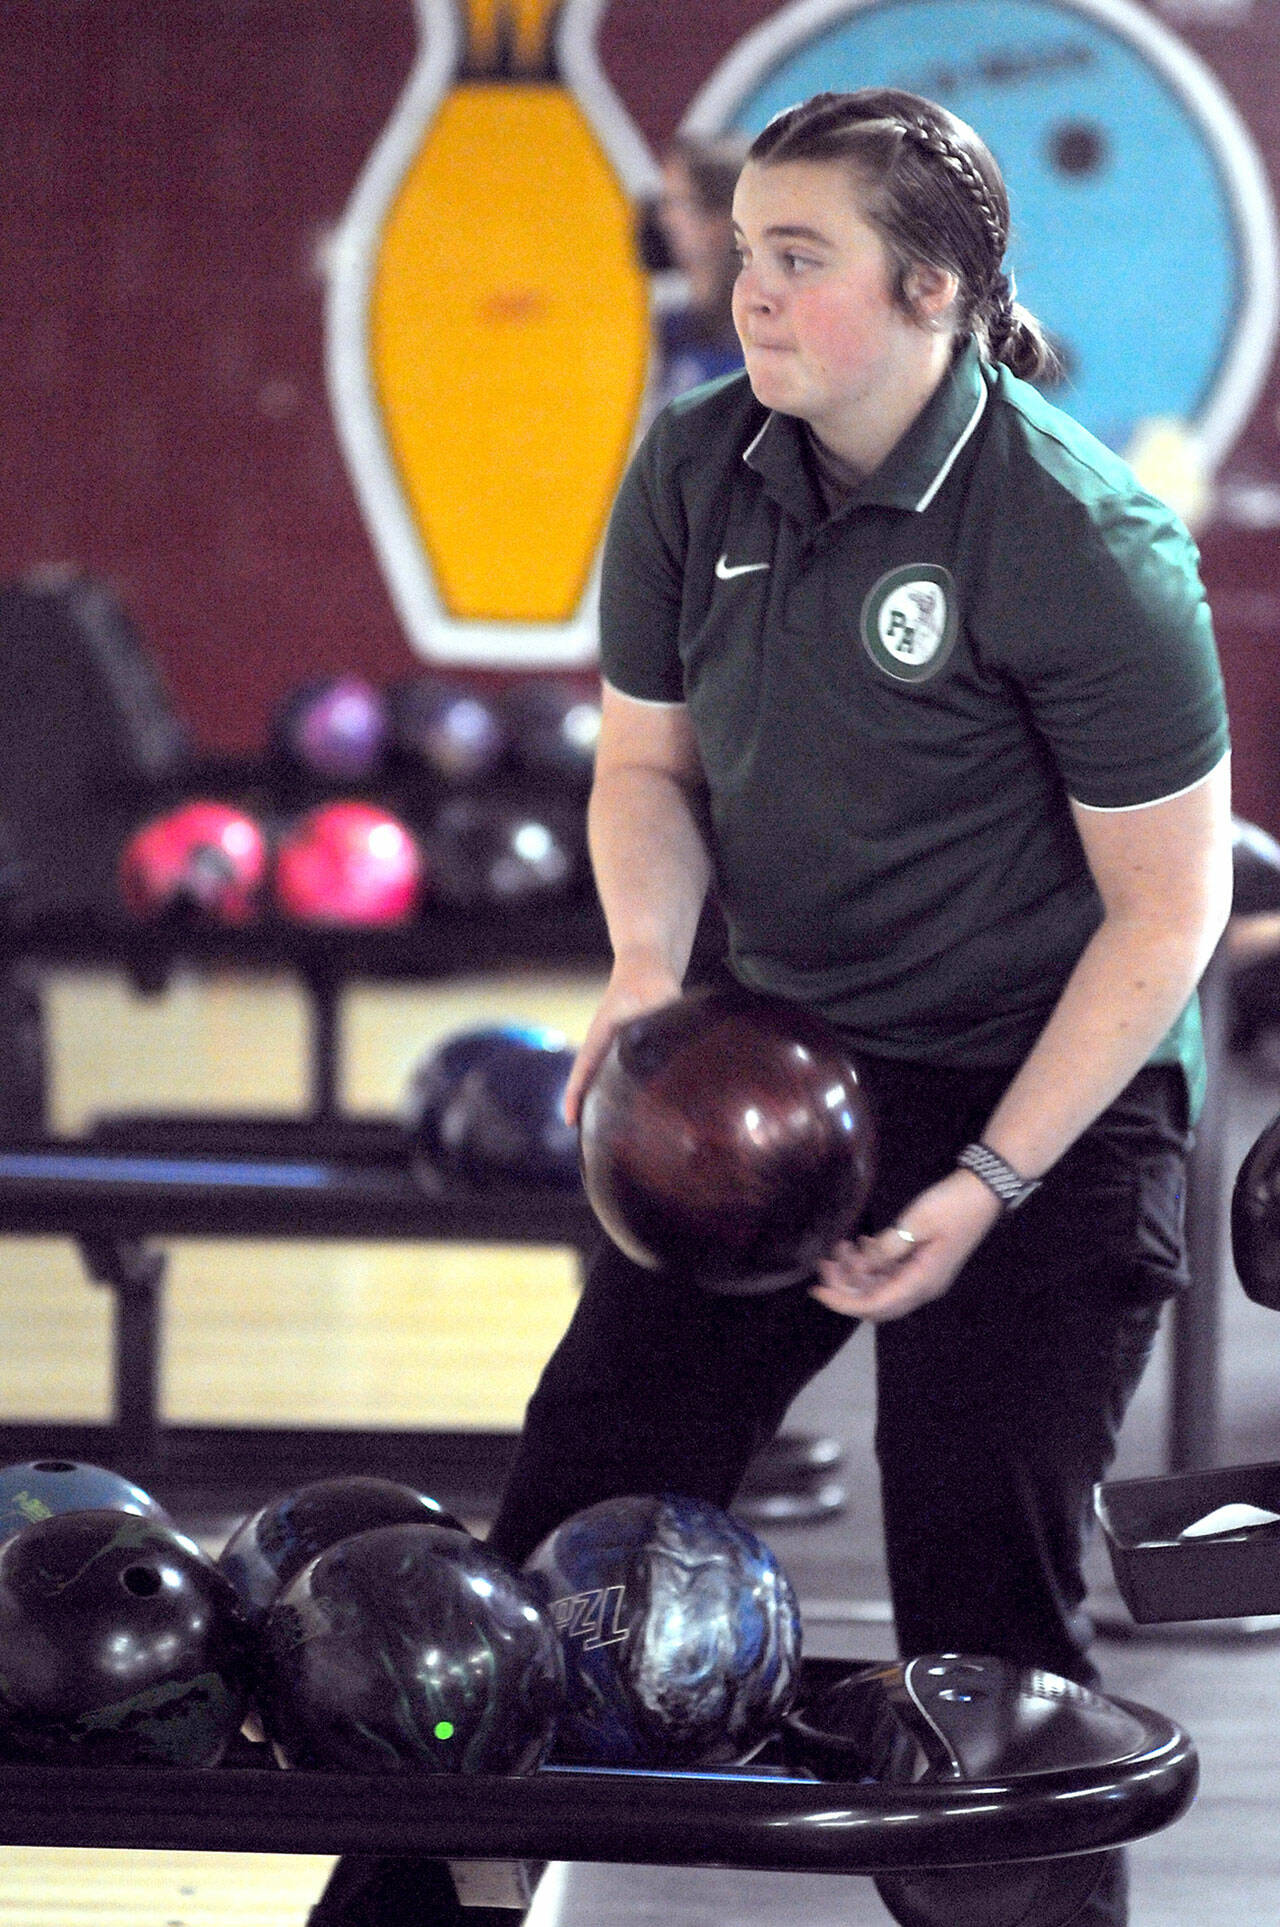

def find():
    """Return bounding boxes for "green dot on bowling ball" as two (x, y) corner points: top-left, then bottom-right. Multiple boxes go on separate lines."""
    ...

(434, 1720), (454, 1740)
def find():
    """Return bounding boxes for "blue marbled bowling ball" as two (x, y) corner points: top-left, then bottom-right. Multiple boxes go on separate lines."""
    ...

(523, 1492), (802, 1768)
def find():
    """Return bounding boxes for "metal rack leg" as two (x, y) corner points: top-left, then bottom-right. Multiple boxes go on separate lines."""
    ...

(78, 1235), (167, 1463)
(1168, 944), (1229, 1472)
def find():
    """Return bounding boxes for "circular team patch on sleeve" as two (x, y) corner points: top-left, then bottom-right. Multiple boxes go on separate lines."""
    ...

(860, 564), (958, 683)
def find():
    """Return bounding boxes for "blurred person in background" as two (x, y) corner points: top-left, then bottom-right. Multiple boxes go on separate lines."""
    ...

(638, 132), (750, 412)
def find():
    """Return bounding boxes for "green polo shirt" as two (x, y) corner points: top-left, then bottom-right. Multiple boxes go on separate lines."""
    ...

(598, 340), (1229, 1082)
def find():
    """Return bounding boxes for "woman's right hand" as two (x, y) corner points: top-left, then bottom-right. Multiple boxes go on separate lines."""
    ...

(563, 955), (683, 1126)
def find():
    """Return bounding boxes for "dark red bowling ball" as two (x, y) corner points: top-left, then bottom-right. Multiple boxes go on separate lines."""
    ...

(257, 1522), (564, 1774)
(217, 1476), (467, 1625)
(578, 984), (878, 1293)
(0, 1509), (253, 1765)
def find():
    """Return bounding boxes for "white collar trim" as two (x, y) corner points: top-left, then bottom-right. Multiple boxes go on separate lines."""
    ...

(913, 380), (988, 513)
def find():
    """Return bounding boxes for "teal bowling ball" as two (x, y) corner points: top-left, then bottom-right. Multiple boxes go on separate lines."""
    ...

(0, 1458), (170, 1539)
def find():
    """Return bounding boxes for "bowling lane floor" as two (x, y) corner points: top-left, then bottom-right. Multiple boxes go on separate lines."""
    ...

(520, 1039), (1280, 1927)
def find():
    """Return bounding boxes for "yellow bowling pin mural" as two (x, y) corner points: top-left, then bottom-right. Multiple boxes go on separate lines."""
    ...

(327, 0), (657, 668)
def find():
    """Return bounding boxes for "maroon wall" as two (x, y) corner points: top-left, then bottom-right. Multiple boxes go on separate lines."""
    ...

(3, 0), (1280, 831)
(1, 0), (417, 752)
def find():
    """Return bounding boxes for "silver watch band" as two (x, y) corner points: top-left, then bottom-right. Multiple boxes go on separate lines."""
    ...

(956, 1141), (1041, 1210)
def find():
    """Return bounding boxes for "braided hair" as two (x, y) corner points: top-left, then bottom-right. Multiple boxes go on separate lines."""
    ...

(746, 90), (1058, 383)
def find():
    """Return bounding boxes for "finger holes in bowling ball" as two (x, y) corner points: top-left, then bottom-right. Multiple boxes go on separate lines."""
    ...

(616, 1016), (668, 1082)
(120, 1563), (164, 1598)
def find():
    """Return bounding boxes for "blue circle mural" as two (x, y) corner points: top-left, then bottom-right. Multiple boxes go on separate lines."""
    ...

(687, 0), (1276, 461)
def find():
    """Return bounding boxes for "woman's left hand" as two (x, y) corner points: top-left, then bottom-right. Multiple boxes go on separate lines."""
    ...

(811, 1168), (1004, 1323)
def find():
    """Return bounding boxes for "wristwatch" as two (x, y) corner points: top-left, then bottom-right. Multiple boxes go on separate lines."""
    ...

(956, 1141), (1042, 1211)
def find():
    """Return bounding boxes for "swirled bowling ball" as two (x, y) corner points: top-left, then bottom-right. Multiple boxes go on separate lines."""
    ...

(217, 1476), (468, 1627)
(578, 983), (878, 1293)
(258, 1522), (564, 1774)
(0, 1509), (253, 1765)
(119, 801), (268, 927)
(405, 1023), (579, 1189)
(523, 1492), (801, 1768)
(273, 675), (389, 784)
(783, 1656), (1136, 1927)
(388, 676), (509, 787)
(274, 801), (424, 927)
(0, 1459), (170, 1539)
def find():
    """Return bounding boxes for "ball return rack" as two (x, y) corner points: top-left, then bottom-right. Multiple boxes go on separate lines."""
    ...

(0, 1657), (1197, 1918)
(0, 1113), (843, 1524)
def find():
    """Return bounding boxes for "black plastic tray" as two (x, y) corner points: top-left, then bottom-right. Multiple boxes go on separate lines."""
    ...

(1097, 1461), (1280, 1622)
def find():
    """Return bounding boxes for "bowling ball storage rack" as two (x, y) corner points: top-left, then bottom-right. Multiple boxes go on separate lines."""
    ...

(0, 906), (1235, 1521)
(0, 1657), (1197, 1906)
(0, 907), (846, 1527)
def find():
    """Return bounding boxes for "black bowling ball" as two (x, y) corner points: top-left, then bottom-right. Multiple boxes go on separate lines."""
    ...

(0, 1509), (252, 1765)
(1232, 815), (1280, 916)
(426, 792), (585, 910)
(258, 1522), (564, 1773)
(1232, 1108), (1280, 1309)
(578, 983), (878, 1293)
(499, 676), (601, 790)
(784, 1655), (1138, 1927)
(217, 1476), (467, 1626)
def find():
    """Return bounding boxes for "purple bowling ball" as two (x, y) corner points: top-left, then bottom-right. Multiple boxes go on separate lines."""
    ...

(277, 675), (389, 783)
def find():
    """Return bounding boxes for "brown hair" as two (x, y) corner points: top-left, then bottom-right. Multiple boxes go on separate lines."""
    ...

(746, 89), (1059, 382)
(666, 133), (752, 220)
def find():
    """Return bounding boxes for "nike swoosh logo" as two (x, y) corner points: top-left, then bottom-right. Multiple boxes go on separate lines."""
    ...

(715, 554), (770, 580)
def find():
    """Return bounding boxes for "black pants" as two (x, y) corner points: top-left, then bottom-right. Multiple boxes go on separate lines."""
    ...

(490, 1056), (1187, 1681)
(315, 1057), (1190, 1927)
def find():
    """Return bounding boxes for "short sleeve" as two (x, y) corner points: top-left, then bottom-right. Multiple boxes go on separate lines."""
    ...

(597, 429), (688, 704)
(985, 487), (1229, 808)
